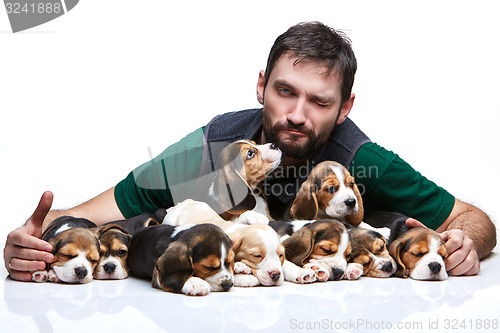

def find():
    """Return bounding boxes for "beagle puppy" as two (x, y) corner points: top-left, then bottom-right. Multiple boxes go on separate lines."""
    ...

(289, 161), (363, 227)
(388, 227), (448, 280)
(127, 223), (234, 296)
(209, 140), (281, 224)
(269, 219), (363, 281)
(348, 228), (397, 278)
(93, 224), (131, 280)
(32, 216), (100, 284)
(164, 199), (315, 286)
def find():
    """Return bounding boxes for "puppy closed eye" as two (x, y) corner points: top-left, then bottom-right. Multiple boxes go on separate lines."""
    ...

(116, 249), (128, 257)
(325, 186), (338, 194)
(411, 251), (426, 258)
(202, 265), (220, 271)
(63, 254), (77, 260)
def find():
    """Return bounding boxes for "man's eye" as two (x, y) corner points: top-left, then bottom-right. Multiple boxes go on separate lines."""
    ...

(279, 88), (292, 95)
(247, 149), (256, 160)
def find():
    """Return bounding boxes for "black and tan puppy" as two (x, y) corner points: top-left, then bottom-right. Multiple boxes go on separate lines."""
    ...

(93, 224), (131, 280)
(127, 224), (235, 296)
(270, 219), (362, 281)
(32, 216), (100, 284)
(348, 228), (396, 278)
(389, 227), (448, 280)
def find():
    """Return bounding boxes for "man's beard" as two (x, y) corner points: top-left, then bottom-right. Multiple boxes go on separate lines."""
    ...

(262, 112), (334, 160)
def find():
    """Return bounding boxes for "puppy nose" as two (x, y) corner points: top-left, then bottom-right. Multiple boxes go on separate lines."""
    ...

(75, 267), (88, 279)
(270, 271), (281, 282)
(331, 268), (344, 280)
(344, 199), (356, 209)
(104, 263), (116, 274)
(428, 262), (442, 274)
(222, 281), (233, 291)
(381, 262), (394, 273)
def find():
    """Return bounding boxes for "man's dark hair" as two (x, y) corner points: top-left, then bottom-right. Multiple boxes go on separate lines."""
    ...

(264, 21), (357, 106)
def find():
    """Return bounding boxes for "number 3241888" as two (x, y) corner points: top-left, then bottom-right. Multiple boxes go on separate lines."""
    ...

(5, 2), (62, 14)
(444, 319), (498, 330)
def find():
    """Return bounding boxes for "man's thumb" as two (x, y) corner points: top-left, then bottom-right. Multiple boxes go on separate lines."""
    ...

(26, 191), (53, 234)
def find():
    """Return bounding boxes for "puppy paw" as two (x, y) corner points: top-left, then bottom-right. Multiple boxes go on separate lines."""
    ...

(234, 262), (252, 275)
(288, 267), (317, 284)
(181, 277), (211, 296)
(234, 274), (260, 287)
(344, 263), (363, 280)
(32, 270), (48, 282)
(304, 263), (329, 282)
(236, 211), (269, 225)
(47, 270), (61, 283)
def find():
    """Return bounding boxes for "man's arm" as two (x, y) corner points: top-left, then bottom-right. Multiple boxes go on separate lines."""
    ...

(4, 187), (124, 281)
(407, 199), (496, 276)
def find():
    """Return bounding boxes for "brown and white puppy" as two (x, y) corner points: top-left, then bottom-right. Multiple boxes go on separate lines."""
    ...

(349, 228), (397, 278)
(270, 219), (362, 281)
(388, 227), (448, 280)
(209, 139), (281, 224)
(127, 223), (234, 296)
(290, 161), (363, 227)
(32, 216), (100, 284)
(163, 199), (315, 286)
(93, 224), (131, 280)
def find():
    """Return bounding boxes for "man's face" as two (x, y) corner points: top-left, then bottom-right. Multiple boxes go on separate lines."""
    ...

(257, 54), (354, 163)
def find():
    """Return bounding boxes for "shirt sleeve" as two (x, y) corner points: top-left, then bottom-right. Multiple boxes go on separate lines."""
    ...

(114, 127), (206, 218)
(350, 142), (455, 230)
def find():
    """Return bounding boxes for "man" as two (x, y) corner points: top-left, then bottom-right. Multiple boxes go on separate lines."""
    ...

(4, 22), (496, 282)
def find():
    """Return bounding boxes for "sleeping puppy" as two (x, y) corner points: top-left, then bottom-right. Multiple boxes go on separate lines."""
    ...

(348, 228), (397, 278)
(269, 219), (362, 281)
(127, 223), (234, 296)
(289, 161), (363, 227)
(32, 216), (100, 284)
(209, 139), (281, 224)
(388, 227), (448, 280)
(93, 224), (131, 280)
(164, 199), (315, 286)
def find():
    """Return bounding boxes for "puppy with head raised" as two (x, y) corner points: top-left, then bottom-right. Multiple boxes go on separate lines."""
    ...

(32, 216), (100, 284)
(93, 224), (131, 280)
(127, 223), (234, 296)
(290, 161), (363, 227)
(270, 219), (362, 281)
(389, 227), (448, 280)
(209, 139), (281, 224)
(348, 228), (396, 278)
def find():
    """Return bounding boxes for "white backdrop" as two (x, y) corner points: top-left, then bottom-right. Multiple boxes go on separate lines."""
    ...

(1, 1), (499, 252)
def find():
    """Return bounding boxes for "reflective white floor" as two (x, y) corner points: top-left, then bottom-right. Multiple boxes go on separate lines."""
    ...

(1, 253), (499, 333)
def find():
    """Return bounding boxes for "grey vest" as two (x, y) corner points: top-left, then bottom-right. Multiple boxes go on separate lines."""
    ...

(199, 108), (370, 218)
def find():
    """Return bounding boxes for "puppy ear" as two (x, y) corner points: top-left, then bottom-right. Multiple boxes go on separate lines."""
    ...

(282, 226), (315, 266)
(97, 224), (129, 237)
(388, 239), (409, 278)
(152, 241), (194, 293)
(345, 182), (364, 226)
(214, 143), (256, 214)
(290, 179), (319, 220)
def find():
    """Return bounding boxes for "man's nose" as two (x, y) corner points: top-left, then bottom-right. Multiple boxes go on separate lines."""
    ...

(287, 98), (307, 124)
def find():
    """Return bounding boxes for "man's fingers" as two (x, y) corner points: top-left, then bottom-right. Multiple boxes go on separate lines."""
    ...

(7, 270), (33, 282)
(7, 229), (52, 253)
(8, 256), (48, 272)
(405, 218), (425, 229)
(27, 191), (53, 231)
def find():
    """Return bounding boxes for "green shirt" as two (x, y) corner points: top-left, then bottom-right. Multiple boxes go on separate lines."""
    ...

(114, 127), (454, 230)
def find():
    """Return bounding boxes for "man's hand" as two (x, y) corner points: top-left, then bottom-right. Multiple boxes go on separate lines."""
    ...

(405, 218), (480, 276)
(3, 191), (54, 281)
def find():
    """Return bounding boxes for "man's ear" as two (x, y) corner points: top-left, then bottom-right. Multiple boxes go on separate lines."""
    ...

(256, 70), (265, 105)
(336, 93), (355, 125)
